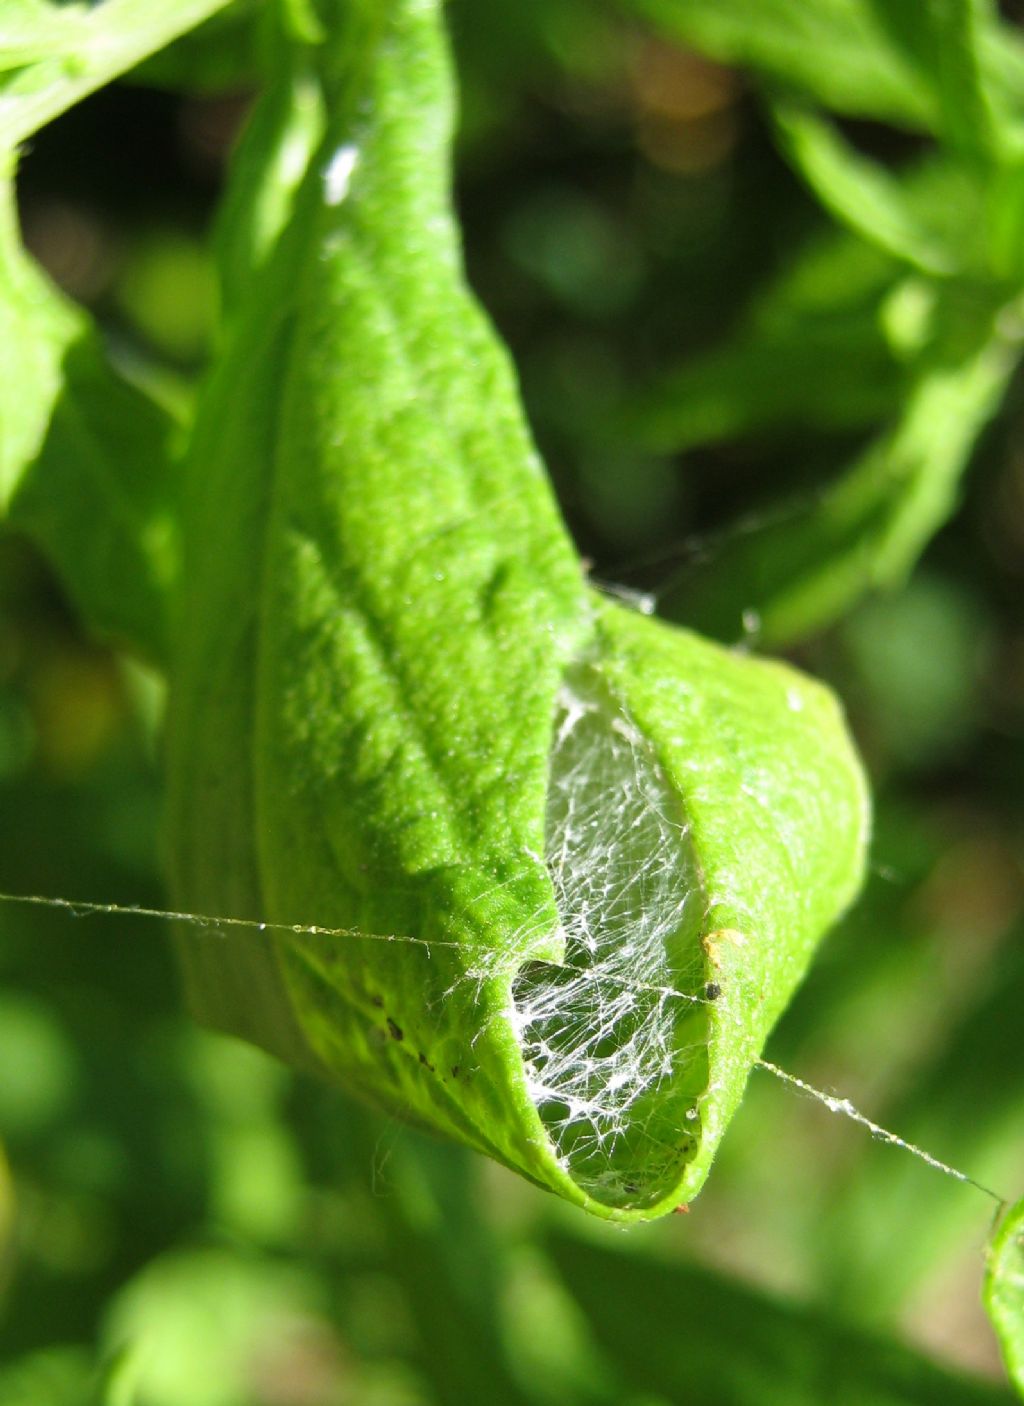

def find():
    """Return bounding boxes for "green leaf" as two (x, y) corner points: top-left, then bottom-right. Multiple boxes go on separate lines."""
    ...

(0, 177), (73, 509)
(211, 67), (326, 319)
(929, 0), (1001, 160)
(0, 1346), (98, 1406)
(0, 181), (178, 662)
(280, 0), (327, 46)
(624, 0), (1024, 139)
(817, 934), (1024, 1323)
(661, 326), (1017, 647)
(0, 0), (237, 151)
(130, 1), (265, 94)
(836, 0), (1009, 158)
(621, 153), (1012, 463)
(550, 1232), (1018, 1405)
(102, 1246), (327, 1406)
(622, 0), (937, 128)
(987, 1197), (1024, 1397)
(772, 104), (985, 277)
(620, 228), (907, 452)
(168, 0), (869, 1221)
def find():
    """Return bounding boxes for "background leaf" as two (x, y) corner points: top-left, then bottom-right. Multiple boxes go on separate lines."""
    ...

(618, 228), (907, 452)
(931, 0), (999, 158)
(0, 181), (177, 662)
(622, 0), (1024, 136)
(987, 1197), (1024, 1399)
(771, 104), (984, 277)
(1, 0), (1023, 1392)
(659, 325), (1016, 646)
(550, 1231), (1016, 1405)
(812, 929), (1024, 1322)
(210, 65), (325, 319)
(129, 0), (265, 94)
(0, 0), (238, 151)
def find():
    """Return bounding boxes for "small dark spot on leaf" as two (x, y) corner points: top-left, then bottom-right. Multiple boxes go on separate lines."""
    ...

(450, 1065), (460, 1078)
(387, 1017), (404, 1041)
(479, 560), (513, 619)
(418, 1052), (435, 1071)
(704, 981), (721, 1001)
(369, 994), (383, 1008)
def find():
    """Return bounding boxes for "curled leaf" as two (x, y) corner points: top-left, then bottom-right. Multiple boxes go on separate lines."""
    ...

(168, 0), (869, 1220)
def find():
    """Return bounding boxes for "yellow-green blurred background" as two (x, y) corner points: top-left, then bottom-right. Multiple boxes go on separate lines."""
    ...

(2, 2), (1024, 1401)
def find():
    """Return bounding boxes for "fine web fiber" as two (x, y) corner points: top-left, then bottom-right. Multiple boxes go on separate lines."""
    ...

(0, 890), (1006, 1208)
(0, 482), (1009, 1210)
(511, 665), (711, 1206)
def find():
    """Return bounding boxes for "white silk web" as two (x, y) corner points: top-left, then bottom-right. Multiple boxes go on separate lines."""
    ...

(0, 887), (1005, 1209)
(511, 666), (709, 1205)
(0, 606), (1007, 1213)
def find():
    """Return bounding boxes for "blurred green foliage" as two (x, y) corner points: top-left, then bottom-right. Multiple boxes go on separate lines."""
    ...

(2, 0), (1024, 1401)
